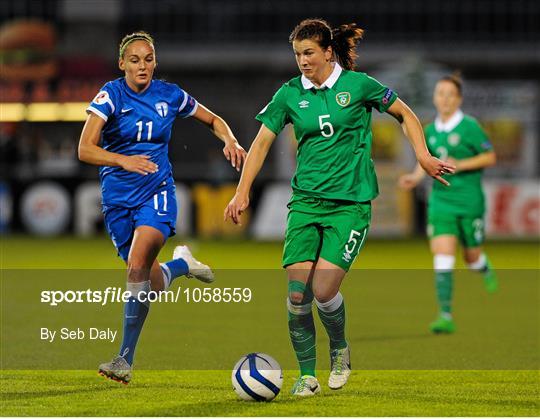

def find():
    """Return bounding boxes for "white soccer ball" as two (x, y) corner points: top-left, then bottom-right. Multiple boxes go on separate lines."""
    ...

(231, 353), (283, 401)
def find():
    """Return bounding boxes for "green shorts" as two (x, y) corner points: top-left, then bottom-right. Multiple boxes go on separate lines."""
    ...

(282, 195), (371, 271)
(427, 211), (485, 248)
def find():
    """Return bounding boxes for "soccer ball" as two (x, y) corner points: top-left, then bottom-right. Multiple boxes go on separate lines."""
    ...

(231, 353), (283, 401)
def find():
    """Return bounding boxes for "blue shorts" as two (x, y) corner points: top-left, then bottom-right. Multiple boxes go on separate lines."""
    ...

(103, 182), (177, 261)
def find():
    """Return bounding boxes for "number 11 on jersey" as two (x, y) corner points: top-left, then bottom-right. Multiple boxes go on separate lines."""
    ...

(136, 120), (153, 141)
(154, 190), (167, 215)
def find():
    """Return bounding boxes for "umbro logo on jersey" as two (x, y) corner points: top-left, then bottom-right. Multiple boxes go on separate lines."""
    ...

(298, 100), (310, 109)
(155, 102), (168, 117)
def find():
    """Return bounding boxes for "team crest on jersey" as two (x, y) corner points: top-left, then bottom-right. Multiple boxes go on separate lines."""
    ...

(155, 102), (168, 117)
(448, 133), (461, 146)
(93, 91), (109, 105)
(298, 100), (310, 109)
(336, 92), (351, 107)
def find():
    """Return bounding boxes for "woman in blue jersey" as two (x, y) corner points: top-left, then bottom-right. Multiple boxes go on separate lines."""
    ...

(78, 32), (246, 384)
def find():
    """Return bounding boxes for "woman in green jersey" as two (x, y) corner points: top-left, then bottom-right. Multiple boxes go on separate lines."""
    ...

(225, 19), (454, 396)
(399, 73), (498, 335)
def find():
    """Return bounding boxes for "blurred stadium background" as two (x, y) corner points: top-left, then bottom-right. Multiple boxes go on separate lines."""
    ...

(0, 0), (538, 243)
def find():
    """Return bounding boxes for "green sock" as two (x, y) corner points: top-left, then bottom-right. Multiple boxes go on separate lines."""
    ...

(316, 296), (347, 351)
(435, 271), (453, 315)
(288, 309), (316, 376)
(288, 280), (316, 377)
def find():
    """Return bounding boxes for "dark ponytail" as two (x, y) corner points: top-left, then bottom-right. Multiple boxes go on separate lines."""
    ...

(331, 24), (364, 71)
(289, 19), (364, 71)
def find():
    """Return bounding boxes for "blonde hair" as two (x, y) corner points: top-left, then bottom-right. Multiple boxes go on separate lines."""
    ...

(119, 31), (154, 59)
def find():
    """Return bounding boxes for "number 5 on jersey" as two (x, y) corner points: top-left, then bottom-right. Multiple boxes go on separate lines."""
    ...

(319, 114), (334, 138)
(342, 229), (367, 263)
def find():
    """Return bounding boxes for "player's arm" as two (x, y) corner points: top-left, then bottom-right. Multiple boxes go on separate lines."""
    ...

(224, 124), (277, 225)
(192, 104), (247, 171)
(386, 98), (456, 186)
(448, 150), (496, 173)
(78, 113), (158, 175)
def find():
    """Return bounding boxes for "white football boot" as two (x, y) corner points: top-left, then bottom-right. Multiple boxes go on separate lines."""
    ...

(173, 245), (214, 283)
(291, 375), (321, 396)
(328, 346), (351, 389)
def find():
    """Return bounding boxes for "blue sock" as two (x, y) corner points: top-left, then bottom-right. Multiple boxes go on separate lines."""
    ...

(160, 258), (189, 288)
(119, 281), (150, 365)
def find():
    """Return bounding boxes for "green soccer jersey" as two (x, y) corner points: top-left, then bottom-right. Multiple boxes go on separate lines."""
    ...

(256, 63), (398, 202)
(425, 110), (493, 216)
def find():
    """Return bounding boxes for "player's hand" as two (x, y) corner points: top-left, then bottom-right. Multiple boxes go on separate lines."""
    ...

(223, 140), (247, 172)
(118, 155), (158, 175)
(224, 192), (249, 225)
(446, 157), (460, 173)
(418, 154), (456, 186)
(398, 173), (420, 190)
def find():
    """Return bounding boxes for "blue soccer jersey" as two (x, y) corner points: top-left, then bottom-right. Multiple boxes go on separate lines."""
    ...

(87, 78), (198, 208)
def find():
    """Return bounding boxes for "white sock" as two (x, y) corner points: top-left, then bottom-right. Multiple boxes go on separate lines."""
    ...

(160, 263), (172, 288)
(434, 254), (455, 272)
(126, 280), (151, 307)
(468, 253), (487, 271)
(315, 292), (344, 313)
(287, 298), (312, 315)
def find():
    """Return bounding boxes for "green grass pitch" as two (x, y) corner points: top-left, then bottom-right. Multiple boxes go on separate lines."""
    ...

(1, 236), (539, 416)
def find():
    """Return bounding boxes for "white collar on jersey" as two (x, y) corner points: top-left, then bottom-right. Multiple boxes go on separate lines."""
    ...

(435, 109), (464, 133)
(301, 62), (342, 90)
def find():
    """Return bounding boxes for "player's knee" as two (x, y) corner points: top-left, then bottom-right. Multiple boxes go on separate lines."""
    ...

(288, 280), (309, 306)
(128, 255), (144, 269)
(434, 254), (455, 272)
(289, 291), (304, 305)
(127, 256), (151, 281)
(313, 288), (336, 304)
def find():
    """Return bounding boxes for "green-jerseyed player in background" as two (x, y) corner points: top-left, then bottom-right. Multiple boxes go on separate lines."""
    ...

(225, 19), (455, 396)
(399, 73), (498, 335)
